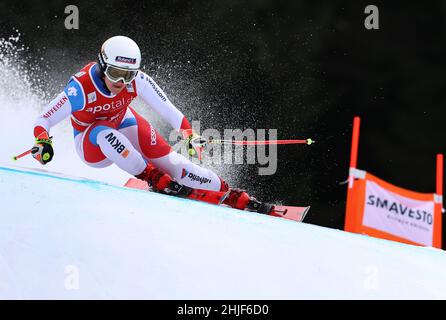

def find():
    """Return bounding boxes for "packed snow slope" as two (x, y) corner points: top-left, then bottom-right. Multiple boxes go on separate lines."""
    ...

(1, 166), (446, 299)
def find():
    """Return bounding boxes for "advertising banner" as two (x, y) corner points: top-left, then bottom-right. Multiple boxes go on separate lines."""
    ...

(345, 170), (442, 248)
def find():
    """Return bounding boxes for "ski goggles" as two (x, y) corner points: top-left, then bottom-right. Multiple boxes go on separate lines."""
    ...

(104, 65), (138, 84)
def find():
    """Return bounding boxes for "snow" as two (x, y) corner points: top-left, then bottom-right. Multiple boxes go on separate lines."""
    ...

(1, 166), (446, 299)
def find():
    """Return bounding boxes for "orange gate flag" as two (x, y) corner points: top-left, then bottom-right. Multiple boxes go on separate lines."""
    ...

(344, 117), (443, 248)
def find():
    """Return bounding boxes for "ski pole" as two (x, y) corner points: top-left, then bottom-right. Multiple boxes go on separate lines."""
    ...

(12, 148), (33, 161)
(208, 138), (315, 146)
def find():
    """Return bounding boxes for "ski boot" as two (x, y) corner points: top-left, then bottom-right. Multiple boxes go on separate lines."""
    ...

(135, 163), (174, 192)
(136, 163), (197, 197)
(223, 188), (275, 215)
(135, 163), (227, 204)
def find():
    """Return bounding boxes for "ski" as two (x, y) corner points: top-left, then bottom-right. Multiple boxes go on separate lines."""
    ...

(270, 205), (310, 222)
(124, 178), (227, 205)
(124, 178), (310, 222)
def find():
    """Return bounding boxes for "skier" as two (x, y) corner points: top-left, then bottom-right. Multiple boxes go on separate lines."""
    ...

(31, 36), (273, 214)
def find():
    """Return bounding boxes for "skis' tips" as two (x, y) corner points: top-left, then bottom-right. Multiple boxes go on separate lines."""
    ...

(301, 206), (311, 221)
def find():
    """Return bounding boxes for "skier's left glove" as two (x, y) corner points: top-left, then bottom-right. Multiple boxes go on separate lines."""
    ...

(183, 130), (207, 158)
(31, 136), (54, 165)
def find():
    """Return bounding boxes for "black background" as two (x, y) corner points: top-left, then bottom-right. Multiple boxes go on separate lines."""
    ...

(1, 1), (445, 246)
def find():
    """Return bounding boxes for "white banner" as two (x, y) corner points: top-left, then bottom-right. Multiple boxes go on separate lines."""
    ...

(362, 180), (435, 246)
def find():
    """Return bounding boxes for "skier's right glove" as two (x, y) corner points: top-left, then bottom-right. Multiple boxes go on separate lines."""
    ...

(31, 136), (54, 165)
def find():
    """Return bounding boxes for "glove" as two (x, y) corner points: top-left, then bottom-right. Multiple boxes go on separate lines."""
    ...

(184, 131), (207, 158)
(31, 136), (54, 165)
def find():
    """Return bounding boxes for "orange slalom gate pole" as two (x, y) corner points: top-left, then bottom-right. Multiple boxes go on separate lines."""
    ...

(437, 154), (443, 197)
(348, 116), (361, 188)
(434, 154), (443, 248)
(344, 116), (361, 232)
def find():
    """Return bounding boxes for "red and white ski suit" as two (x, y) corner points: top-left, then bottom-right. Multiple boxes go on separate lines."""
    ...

(34, 62), (226, 191)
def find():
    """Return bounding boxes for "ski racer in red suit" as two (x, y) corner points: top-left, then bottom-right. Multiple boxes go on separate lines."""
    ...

(31, 36), (273, 214)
